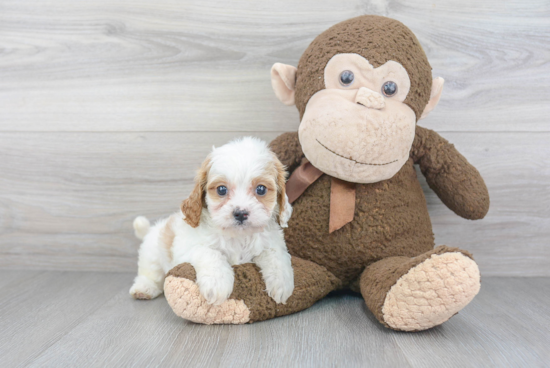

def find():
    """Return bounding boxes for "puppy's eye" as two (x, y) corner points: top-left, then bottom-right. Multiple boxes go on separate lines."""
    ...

(382, 81), (398, 97)
(255, 185), (267, 196)
(339, 70), (354, 87)
(216, 186), (228, 196)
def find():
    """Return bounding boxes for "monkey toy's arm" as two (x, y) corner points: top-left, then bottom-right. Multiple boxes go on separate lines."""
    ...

(411, 126), (490, 220)
(269, 132), (304, 175)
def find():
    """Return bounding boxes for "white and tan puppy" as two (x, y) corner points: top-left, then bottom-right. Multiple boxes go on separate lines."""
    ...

(129, 137), (294, 305)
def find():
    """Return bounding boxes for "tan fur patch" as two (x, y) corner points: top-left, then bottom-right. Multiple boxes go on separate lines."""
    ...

(382, 252), (480, 331)
(164, 276), (250, 325)
(273, 155), (288, 225)
(158, 214), (176, 262)
(181, 158), (211, 228)
(206, 177), (230, 210)
(252, 174), (277, 211)
(252, 156), (288, 225)
(207, 178), (228, 193)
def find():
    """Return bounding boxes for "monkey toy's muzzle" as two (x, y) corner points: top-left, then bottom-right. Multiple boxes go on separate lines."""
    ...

(298, 88), (417, 184)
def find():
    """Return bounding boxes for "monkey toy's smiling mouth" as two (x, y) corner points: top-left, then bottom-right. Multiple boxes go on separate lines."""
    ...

(316, 139), (398, 166)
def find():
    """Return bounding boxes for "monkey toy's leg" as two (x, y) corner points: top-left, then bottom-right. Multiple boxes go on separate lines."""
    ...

(359, 246), (480, 331)
(164, 257), (341, 324)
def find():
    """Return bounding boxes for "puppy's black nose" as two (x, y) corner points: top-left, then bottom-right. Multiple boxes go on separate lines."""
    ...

(233, 209), (249, 224)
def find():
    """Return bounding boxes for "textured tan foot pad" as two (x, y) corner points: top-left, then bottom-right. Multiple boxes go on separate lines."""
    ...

(382, 252), (480, 331)
(164, 275), (250, 325)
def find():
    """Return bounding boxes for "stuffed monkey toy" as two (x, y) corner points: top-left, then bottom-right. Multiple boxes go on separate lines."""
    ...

(164, 15), (489, 331)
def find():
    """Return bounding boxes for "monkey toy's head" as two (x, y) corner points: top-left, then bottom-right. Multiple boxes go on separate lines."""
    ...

(271, 15), (444, 183)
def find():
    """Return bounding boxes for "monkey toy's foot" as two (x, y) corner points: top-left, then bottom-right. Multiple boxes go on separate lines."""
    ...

(164, 263), (250, 324)
(361, 246), (481, 331)
(164, 258), (340, 324)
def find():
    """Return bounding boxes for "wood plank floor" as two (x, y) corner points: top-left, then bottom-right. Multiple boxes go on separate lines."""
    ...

(0, 271), (548, 367)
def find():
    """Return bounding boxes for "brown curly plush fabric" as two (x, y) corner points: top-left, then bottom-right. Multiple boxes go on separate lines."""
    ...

(269, 128), (488, 285)
(164, 126), (488, 328)
(295, 15), (432, 120)
(411, 128), (490, 219)
(267, 129), (487, 330)
(359, 245), (474, 329)
(164, 15), (489, 330)
(166, 257), (340, 323)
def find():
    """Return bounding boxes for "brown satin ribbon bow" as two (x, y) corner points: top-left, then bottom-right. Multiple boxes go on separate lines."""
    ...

(286, 160), (356, 233)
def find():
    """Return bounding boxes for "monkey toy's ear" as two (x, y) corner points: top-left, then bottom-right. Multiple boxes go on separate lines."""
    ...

(420, 77), (445, 120)
(271, 63), (297, 106)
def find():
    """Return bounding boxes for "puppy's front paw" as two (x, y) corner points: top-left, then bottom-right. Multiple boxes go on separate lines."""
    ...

(264, 271), (294, 304)
(197, 274), (234, 305)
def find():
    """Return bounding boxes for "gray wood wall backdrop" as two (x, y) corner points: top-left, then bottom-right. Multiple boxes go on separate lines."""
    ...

(0, 0), (548, 276)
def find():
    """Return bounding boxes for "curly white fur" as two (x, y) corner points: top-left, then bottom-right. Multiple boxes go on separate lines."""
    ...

(129, 137), (294, 305)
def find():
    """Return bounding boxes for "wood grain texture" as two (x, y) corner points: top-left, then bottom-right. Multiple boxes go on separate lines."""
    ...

(0, 131), (548, 276)
(0, 0), (548, 132)
(0, 271), (130, 367)
(392, 277), (550, 367)
(0, 271), (546, 367)
(0, 131), (279, 272)
(0, 0), (548, 275)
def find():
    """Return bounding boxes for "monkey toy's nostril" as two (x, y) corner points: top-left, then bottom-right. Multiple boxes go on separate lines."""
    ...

(233, 209), (249, 224)
(355, 87), (385, 110)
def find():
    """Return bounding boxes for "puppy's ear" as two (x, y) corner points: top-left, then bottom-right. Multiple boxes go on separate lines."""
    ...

(181, 158), (210, 228)
(274, 157), (292, 227)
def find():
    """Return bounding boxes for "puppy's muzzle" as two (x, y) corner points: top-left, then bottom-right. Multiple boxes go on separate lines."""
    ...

(233, 209), (249, 224)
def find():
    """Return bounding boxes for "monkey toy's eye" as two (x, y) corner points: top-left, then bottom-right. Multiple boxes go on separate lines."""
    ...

(216, 186), (228, 196)
(339, 70), (354, 87)
(255, 185), (267, 196)
(382, 81), (398, 97)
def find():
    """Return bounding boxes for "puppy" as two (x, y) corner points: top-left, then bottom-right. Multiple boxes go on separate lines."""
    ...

(129, 137), (294, 305)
